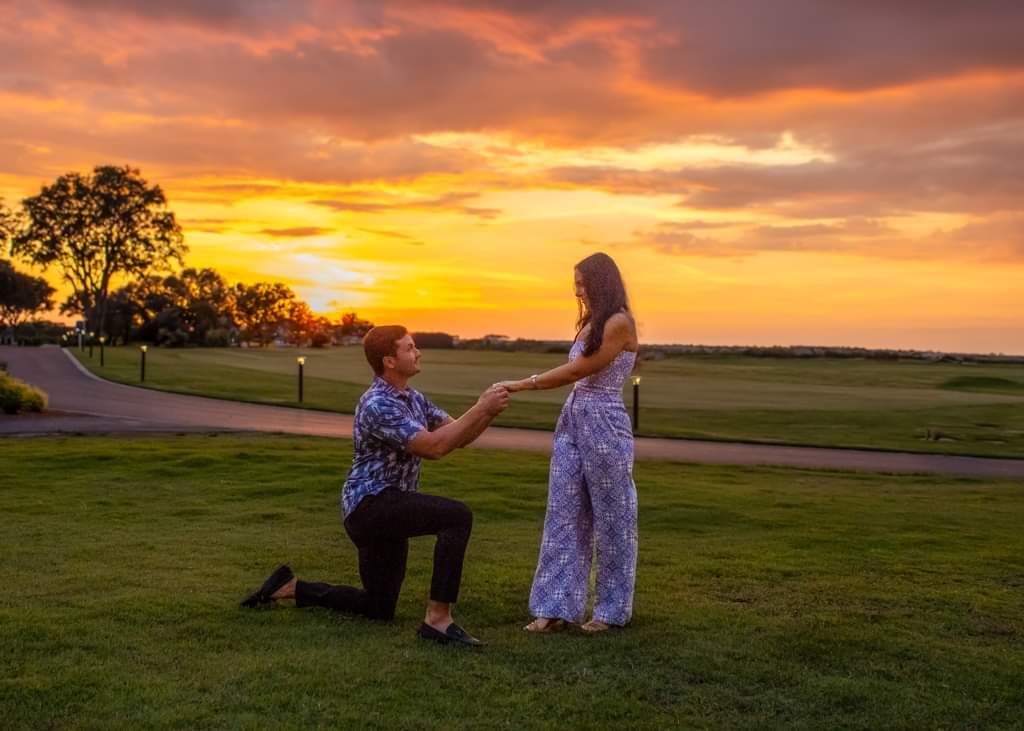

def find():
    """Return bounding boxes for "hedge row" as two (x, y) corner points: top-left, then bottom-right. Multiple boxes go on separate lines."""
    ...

(0, 372), (48, 414)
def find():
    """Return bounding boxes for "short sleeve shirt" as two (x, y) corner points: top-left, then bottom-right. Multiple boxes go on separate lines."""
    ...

(341, 377), (450, 517)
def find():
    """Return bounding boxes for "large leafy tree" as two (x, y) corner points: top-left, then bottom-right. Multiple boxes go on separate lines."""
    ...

(11, 165), (186, 336)
(281, 300), (316, 346)
(162, 267), (234, 341)
(0, 259), (56, 332)
(338, 311), (374, 338)
(232, 282), (295, 346)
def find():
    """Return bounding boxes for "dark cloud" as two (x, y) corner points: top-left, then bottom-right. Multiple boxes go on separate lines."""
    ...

(357, 227), (415, 240)
(1, 0), (1022, 250)
(637, 1), (1024, 97)
(313, 192), (500, 218)
(4, 0), (1023, 149)
(614, 217), (901, 258)
(53, 0), (312, 31)
(620, 214), (1024, 262)
(259, 226), (331, 237)
(546, 120), (1024, 218)
(925, 213), (1024, 261)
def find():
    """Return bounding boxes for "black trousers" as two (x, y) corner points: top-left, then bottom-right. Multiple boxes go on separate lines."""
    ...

(294, 488), (473, 621)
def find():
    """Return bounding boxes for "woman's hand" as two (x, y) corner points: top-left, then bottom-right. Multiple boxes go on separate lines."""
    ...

(493, 379), (524, 393)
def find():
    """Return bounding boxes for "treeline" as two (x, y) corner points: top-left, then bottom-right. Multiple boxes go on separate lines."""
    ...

(639, 344), (1024, 364)
(100, 268), (373, 347)
(0, 256), (375, 348)
(450, 338), (1024, 364)
(0, 164), (373, 348)
(0, 258), (56, 344)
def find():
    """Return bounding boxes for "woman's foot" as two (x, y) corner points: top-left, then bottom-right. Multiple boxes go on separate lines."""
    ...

(523, 617), (567, 633)
(581, 619), (612, 633)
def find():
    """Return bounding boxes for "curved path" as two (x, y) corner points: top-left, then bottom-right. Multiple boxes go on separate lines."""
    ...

(3, 345), (1023, 479)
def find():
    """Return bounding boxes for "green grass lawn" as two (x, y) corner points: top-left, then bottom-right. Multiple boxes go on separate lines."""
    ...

(3, 434), (1023, 728)
(70, 345), (1024, 458)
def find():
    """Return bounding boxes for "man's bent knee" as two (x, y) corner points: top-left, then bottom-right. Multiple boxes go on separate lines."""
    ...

(452, 500), (473, 531)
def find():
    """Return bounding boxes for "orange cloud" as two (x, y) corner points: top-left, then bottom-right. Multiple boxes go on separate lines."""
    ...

(3, 1), (1024, 353)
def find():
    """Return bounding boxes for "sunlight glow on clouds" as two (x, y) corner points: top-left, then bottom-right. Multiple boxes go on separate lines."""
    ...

(2, 1), (1023, 352)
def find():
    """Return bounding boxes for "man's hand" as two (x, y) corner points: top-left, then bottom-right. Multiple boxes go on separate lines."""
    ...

(477, 384), (510, 415)
(411, 385), (509, 459)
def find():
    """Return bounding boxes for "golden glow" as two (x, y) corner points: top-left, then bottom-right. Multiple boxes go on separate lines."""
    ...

(2, 3), (1022, 354)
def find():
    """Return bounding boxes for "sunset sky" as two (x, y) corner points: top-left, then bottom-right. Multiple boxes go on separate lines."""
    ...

(2, 1), (1022, 353)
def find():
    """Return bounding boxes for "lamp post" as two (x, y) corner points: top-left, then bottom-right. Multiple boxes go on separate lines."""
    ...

(140, 345), (148, 382)
(88, 331), (94, 358)
(631, 375), (641, 432)
(99, 335), (106, 367)
(297, 356), (306, 403)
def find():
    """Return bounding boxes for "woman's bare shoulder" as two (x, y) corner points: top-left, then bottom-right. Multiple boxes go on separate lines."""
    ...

(604, 311), (638, 350)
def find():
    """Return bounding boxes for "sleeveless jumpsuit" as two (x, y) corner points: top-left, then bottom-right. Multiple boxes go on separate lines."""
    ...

(528, 341), (638, 625)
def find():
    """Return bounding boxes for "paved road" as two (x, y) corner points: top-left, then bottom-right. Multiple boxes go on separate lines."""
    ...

(3, 345), (1023, 479)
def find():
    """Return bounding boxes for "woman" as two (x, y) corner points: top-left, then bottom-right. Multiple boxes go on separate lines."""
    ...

(497, 252), (638, 633)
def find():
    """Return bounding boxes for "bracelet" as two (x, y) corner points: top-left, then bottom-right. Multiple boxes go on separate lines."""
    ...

(529, 374), (539, 389)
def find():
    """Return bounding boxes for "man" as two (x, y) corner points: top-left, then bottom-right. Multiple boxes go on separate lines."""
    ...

(241, 326), (508, 646)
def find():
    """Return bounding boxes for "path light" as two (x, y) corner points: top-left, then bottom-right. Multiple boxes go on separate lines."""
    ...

(140, 345), (148, 382)
(88, 331), (95, 358)
(297, 356), (306, 403)
(99, 335), (106, 367)
(631, 375), (641, 432)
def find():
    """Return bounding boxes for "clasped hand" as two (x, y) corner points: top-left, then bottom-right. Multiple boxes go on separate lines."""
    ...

(478, 383), (510, 415)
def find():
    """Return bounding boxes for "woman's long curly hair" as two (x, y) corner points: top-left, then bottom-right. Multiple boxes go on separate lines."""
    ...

(575, 252), (631, 356)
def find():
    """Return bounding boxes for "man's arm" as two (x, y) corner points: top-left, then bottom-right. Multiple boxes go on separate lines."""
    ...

(408, 386), (508, 460)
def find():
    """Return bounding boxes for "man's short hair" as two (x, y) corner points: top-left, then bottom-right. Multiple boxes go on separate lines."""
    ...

(363, 325), (408, 375)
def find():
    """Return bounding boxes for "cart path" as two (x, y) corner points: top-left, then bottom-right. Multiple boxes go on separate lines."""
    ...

(3, 346), (1022, 479)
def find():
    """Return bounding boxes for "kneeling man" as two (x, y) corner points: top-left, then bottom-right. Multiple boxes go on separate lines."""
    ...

(242, 326), (508, 646)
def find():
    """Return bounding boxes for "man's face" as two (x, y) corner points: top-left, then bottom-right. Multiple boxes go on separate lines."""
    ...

(385, 334), (421, 378)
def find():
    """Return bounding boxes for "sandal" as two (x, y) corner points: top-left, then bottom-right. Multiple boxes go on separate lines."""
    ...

(581, 620), (612, 633)
(523, 617), (567, 633)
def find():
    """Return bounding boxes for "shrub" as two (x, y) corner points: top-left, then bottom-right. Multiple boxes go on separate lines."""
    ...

(203, 328), (233, 347)
(0, 372), (48, 414)
(157, 327), (189, 348)
(310, 331), (331, 348)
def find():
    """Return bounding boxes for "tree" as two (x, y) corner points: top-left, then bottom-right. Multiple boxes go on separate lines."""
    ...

(0, 259), (56, 333)
(309, 316), (334, 348)
(281, 299), (317, 347)
(232, 282), (294, 346)
(105, 274), (173, 344)
(0, 197), (16, 246)
(337, 311), (374, 339)
(412, 331), (455, 349)
(11, 165), (186, 337)
(161, 267), (233, 343)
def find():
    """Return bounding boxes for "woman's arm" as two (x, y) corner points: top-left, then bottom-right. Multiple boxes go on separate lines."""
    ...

(497, 314), (635, 393)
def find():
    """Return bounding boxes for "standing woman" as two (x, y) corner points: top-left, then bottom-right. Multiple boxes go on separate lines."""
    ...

(497, 252), (639, 633)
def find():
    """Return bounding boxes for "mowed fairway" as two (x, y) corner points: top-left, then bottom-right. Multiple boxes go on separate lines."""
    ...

(2, 434), (1023, 728)
(71, 346), (1024, 457)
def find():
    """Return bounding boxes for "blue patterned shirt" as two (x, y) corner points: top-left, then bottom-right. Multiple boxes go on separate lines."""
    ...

(341, 377), (451, 517)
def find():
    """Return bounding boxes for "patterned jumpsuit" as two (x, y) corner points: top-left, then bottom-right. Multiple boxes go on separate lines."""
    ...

(528, 341), (638, 626)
